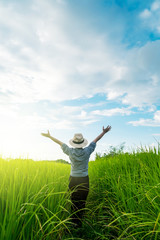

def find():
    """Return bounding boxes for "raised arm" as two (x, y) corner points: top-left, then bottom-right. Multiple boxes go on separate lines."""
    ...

(41, 130), (64, 146)
(93, 125), (111, 143)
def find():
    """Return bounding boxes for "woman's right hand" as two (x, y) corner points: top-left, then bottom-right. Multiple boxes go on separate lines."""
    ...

(41, 130), (51, 138)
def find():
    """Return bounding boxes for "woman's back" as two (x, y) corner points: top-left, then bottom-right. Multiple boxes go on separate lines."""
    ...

(61, 142), (96, 177)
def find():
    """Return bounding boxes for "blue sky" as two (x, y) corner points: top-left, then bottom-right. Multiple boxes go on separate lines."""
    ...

(0, 0), (160, 161)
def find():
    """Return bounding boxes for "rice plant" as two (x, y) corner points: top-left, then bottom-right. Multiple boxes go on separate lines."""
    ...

(0, 146), (160, 239)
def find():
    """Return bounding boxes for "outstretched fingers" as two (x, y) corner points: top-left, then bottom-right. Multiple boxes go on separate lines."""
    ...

(41, 130), (51, 137)
(103, 125), (111, 133)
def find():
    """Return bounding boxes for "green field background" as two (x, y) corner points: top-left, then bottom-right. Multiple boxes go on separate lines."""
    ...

(0, 148), (160, 239)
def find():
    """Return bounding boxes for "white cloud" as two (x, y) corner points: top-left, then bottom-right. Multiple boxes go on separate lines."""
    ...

(119, 41), (160, 107)
(107, 89), (124, 100)
(91, 107), (133, 117)
(151, 1), (160, 11)
(140, 0), (160, 33)
(140, 9), (151, 18)
(129, 110), (160, 127)
(46, 105), (100, 128)
(82, 119), (99, 126)
(147, 105), (157, 112)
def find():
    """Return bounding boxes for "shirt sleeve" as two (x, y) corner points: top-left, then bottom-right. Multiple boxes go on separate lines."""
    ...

(86, 142), (96, 155)
(61, 143), (71, 156)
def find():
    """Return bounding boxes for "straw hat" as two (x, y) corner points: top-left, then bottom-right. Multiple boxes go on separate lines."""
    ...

(69, 133), (88, 148)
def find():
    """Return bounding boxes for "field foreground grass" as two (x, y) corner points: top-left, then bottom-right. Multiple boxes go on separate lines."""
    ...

(0, 148), (160, 240)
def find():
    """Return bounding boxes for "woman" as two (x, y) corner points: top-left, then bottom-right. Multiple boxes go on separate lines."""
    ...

(41, 125), (111, 227)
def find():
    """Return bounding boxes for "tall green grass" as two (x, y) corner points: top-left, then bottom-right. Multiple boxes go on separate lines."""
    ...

(88, 148), (160, 239)
(0, 159), (71, 240)
(0, 148), (160, 239)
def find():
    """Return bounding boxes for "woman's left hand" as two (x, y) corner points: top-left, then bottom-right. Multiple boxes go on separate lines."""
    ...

(103, 125), (111, 133)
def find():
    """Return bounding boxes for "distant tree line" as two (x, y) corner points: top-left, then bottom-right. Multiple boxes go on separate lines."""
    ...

(55, 159), (70, 164)
(95, 142), (126, 160)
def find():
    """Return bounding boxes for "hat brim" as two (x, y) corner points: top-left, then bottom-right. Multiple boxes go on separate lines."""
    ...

(69, 138), (88, 148)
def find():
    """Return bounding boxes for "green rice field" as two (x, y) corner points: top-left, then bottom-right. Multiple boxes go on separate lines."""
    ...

(0, 147), (160, 239)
